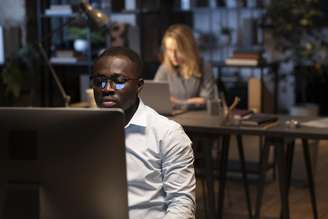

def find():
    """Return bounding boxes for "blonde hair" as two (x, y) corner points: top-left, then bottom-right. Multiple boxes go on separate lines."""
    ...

(162, 24), (202, 79)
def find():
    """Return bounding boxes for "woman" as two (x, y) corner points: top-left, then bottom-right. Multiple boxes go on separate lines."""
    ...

(154, 24), (216, 110)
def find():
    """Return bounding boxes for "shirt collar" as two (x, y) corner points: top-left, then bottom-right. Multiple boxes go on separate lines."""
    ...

(125, 98), (147, 128)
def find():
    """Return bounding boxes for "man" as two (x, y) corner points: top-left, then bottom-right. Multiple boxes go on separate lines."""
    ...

(91, 47), (196, 219)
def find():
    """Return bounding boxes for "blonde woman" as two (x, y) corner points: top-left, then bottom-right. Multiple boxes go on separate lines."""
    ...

(154, 24), (216, 110)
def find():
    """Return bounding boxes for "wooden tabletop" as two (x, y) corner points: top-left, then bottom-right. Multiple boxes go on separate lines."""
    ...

(169, 110), (328, 140)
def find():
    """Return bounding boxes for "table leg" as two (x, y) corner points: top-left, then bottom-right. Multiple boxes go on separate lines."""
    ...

(286, 140), (295, 192)
(280, 140), (295, 219)
(203, 137), (215, 219)
(217, 135), (230, 219)
(302, 139), (319, 219)
(276, 141), (290, 219)
(236, 135), (253, 219)
(254, 138), (270, 219)
(200, 178), (209, 219)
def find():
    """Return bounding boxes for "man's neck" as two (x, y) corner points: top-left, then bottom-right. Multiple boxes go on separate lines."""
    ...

(124, 98), (139, 126)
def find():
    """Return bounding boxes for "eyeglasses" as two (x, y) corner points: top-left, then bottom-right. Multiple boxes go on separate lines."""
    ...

(90, 74), (139, 90)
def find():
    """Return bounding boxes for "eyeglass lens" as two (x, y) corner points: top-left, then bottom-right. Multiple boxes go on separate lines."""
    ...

(92, 75), (128, 90)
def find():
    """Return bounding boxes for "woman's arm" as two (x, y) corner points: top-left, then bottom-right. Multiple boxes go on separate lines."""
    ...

(171, 62), (215, 110)
(186, 97), (206, 106)
(170, 96), (206, 109)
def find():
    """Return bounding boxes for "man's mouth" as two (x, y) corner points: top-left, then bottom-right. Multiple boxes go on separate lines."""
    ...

(101, 98), (118, 108)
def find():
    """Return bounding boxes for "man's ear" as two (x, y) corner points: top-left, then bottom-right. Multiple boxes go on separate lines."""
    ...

(137, 79), (144, 93)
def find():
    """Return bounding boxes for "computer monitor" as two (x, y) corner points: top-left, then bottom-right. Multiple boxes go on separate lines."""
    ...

(0, 107), (129, 219)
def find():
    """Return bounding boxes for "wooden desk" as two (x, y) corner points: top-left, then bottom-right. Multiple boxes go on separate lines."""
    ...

(170, 111), (328, 219)
(172, 111), (327, 138)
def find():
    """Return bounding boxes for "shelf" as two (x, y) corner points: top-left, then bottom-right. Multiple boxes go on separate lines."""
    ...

(175, 6), (265, 12)
(41, 13), (77, 18)
(112, 9), (161, 14)
(212, 60), (272, 68)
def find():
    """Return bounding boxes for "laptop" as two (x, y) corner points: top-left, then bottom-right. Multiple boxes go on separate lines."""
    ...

(139, 80), (187, 116)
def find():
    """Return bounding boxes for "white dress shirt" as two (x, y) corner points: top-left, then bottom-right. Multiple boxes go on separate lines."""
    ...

(125, 99), (196, 219)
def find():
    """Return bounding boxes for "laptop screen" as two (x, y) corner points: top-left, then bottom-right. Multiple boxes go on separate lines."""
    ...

(139, 80), (174, 115)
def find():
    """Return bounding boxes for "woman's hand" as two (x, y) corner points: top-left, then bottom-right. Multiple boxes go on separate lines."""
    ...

(170, 96), (206, 109)
(170, 96), (186, 108)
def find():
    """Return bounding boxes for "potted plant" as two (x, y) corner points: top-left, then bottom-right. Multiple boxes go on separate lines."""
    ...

(67, 26), (106, 53)
(0, 45), (42, 106)
(263, 0), (328, 114)
(264, 0), (327, 64)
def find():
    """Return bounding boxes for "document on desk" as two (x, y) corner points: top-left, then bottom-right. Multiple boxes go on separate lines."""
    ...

(302, 118), (328, 128)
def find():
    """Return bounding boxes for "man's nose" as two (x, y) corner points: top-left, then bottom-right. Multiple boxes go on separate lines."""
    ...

(103, 80), (115, 92)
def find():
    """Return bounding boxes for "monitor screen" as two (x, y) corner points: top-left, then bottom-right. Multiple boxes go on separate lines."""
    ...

(0, 107), (129, 219)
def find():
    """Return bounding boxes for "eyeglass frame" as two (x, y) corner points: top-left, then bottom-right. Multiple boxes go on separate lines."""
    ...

(90, 74), (140, 90)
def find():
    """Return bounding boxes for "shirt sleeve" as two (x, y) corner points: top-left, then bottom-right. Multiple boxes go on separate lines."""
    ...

(154, 64), (169, 82)
(161, 123), (196, 219)
(199, 62), (216, 100)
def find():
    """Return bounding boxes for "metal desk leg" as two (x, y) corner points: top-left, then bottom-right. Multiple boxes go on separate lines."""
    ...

(280, 140), (295, 219)
(217, 135), (230, 219)
(276, 141), (290, 219)
(302, 139), (319, 219)
(254, 138), (271, 219)
(200, 177), (209, 219)
(203, 137), (215, 219)
(236, 135), (253, 219)
(193, 136), (209, 219)
(286, 141), (295, 192)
